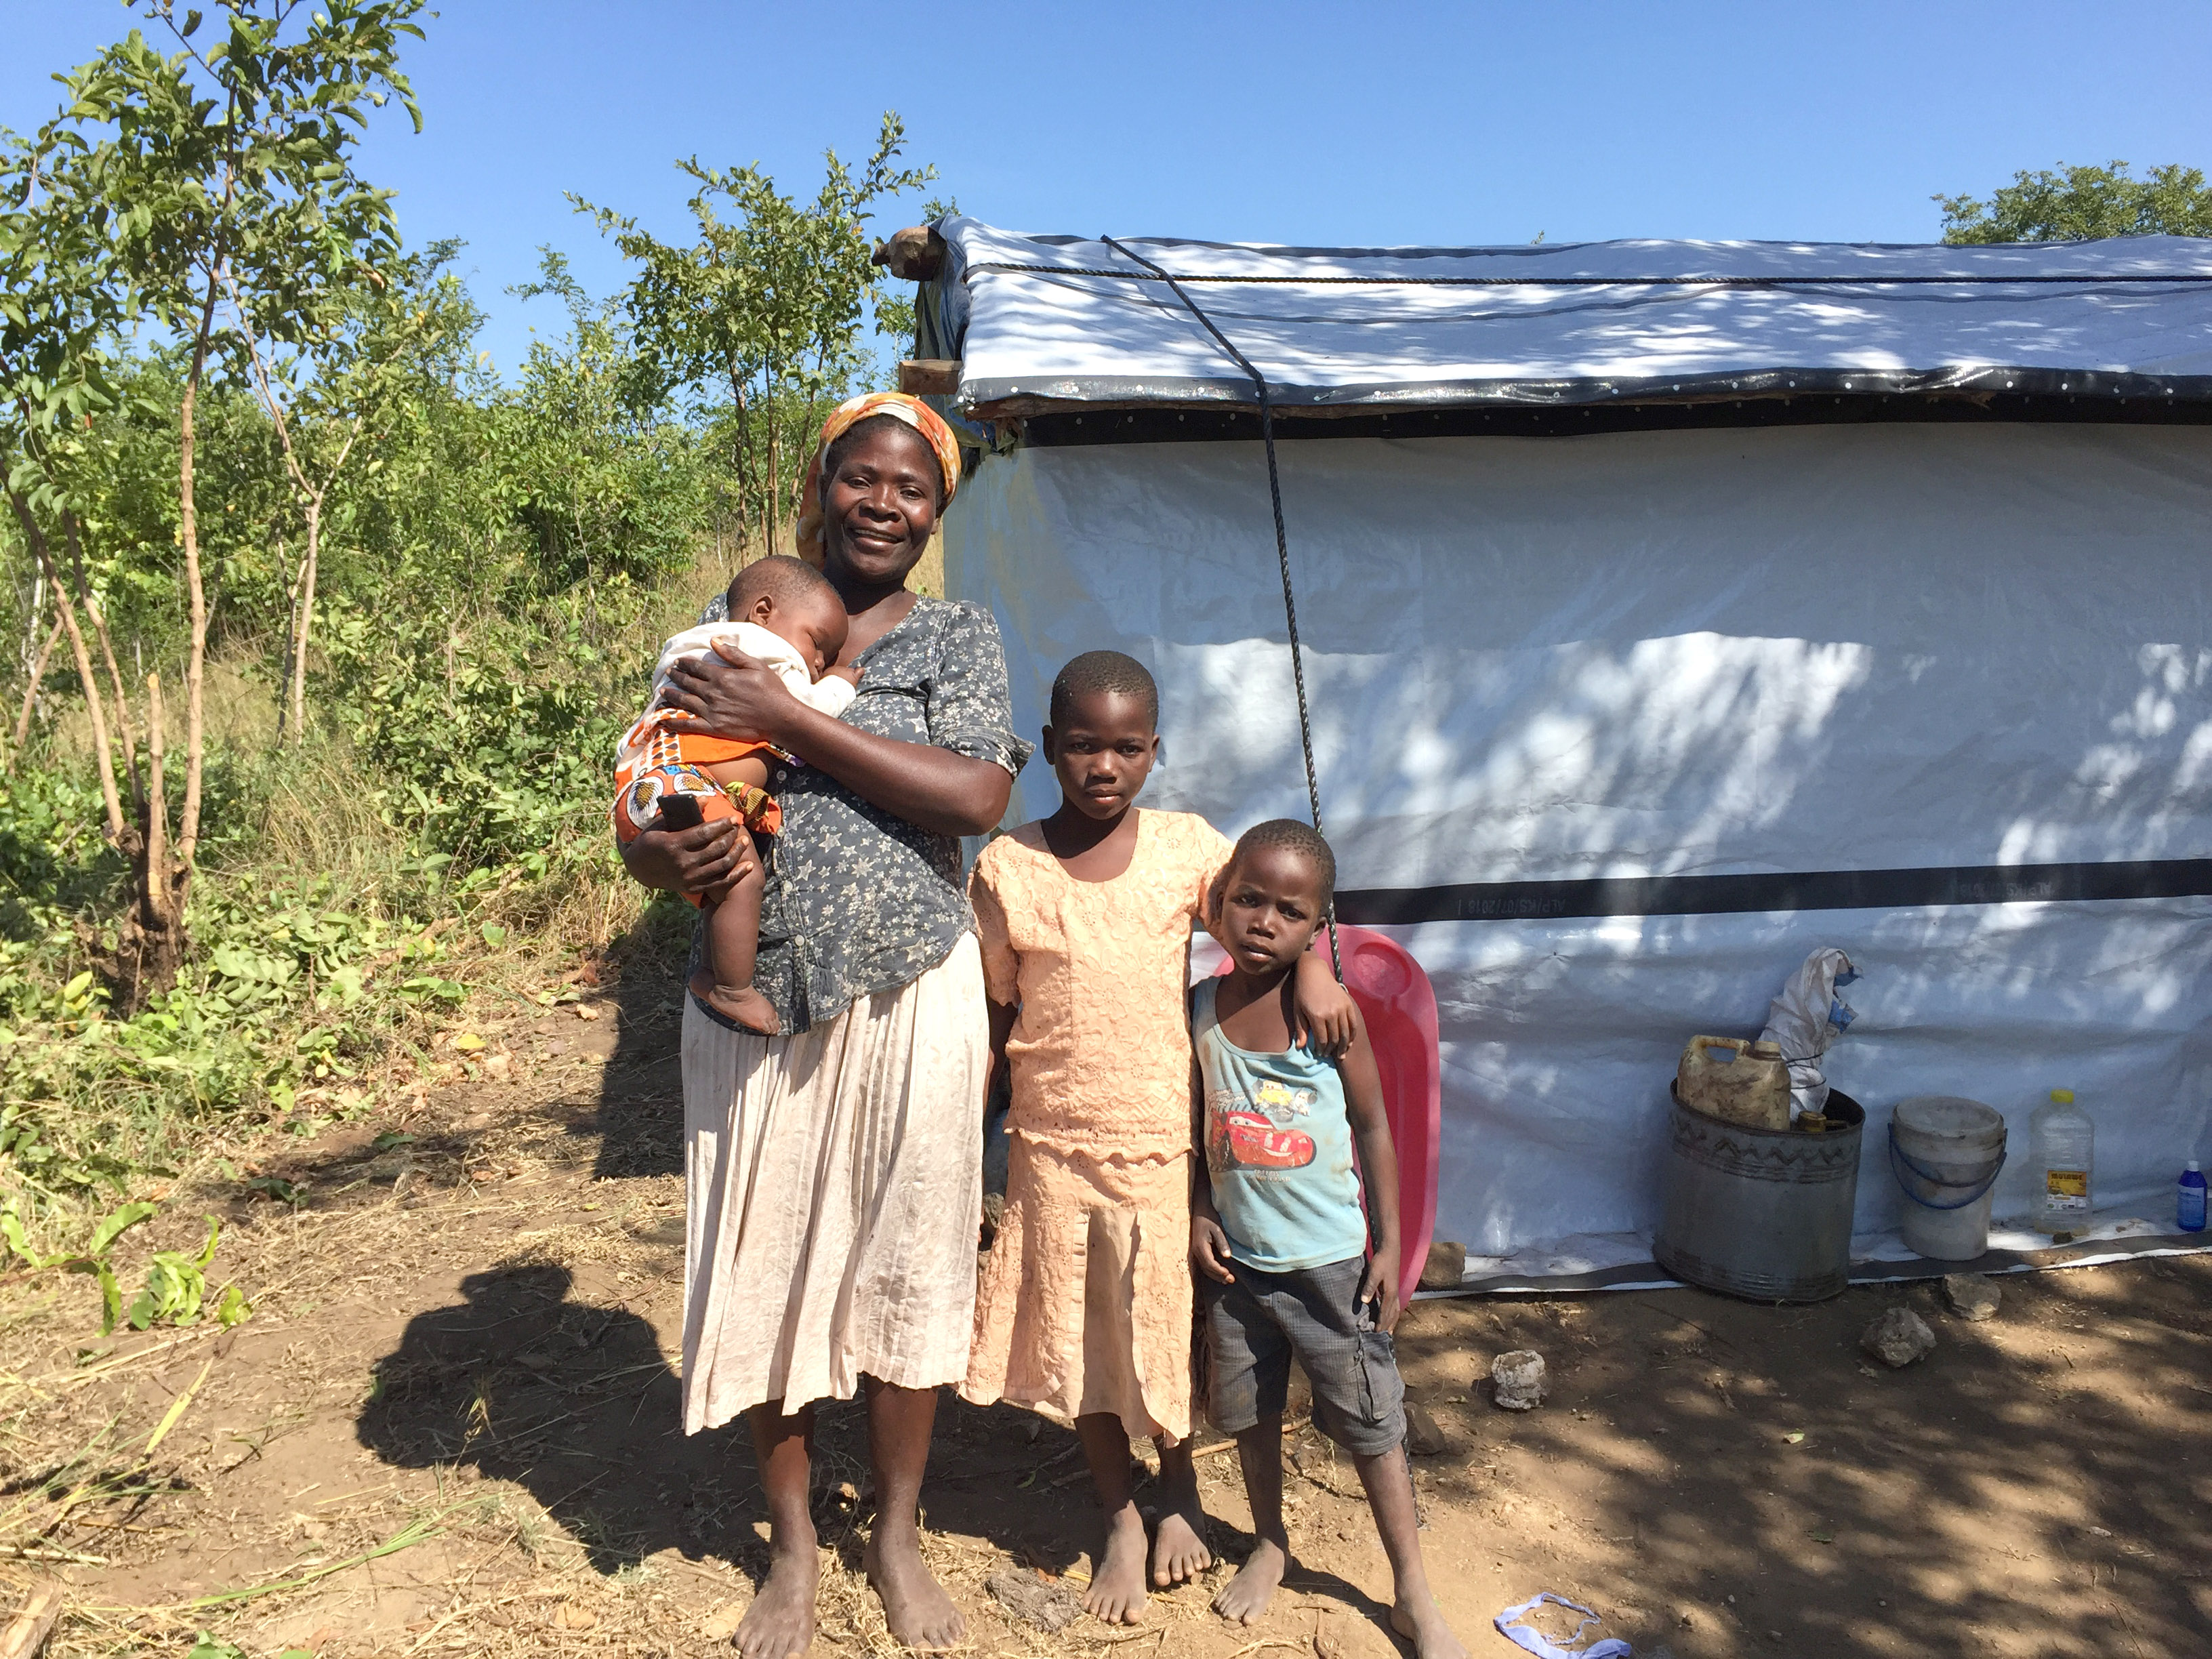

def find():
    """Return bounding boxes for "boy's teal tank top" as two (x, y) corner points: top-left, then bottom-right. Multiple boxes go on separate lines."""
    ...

(1191, 977), (1370, 1274)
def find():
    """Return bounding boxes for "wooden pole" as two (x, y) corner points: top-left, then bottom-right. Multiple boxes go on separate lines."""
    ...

(0, 1581), (62, 1659)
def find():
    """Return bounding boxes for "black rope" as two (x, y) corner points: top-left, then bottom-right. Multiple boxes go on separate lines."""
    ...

(1101, 235), (1343, 982)
(970, 261), (2212, 287)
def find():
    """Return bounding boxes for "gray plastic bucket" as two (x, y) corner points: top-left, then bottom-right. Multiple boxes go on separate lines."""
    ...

(1889, 1095), (2007, 1261)
(1654, 1086), (1864, 1303)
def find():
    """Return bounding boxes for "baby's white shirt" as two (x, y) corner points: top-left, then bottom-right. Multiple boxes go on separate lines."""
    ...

(651, 621), (856, 719)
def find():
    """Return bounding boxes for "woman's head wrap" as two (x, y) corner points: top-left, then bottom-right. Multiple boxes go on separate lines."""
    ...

(793, 391), (962, 567)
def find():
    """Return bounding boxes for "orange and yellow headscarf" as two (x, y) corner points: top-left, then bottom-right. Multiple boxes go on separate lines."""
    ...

(792, 391), (963, 567)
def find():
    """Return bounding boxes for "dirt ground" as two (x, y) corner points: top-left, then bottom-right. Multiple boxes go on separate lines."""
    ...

(5, 954), (2211, 1659)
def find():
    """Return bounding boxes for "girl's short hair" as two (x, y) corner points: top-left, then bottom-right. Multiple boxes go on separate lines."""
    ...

(1050, 650), (1158, 729)
(1231, 819), (1336, 905)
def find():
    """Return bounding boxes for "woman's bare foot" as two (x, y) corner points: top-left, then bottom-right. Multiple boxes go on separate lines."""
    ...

(1084, 1505), (1151, 1623)
(735, 1539), (819, 1658)
(695, 971), (779, 1034)
(1150, 1445), (1212, 1587)
(1211, 1536), (1286, 1624)
(863, 1530), (965, 1651)
(1390, 1593), (1470, 1659)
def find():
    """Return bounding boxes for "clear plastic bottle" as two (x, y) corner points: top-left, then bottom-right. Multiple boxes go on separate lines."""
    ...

(2181, 1160), (2208, 1233)
(2031, 1088), (2095, 1235)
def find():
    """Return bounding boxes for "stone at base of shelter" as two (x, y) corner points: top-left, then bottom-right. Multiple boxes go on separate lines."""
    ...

(1419, 1240), (1468, 1291)
(1862, 1307), (1936, 1367)
(1942, 1272), (2001, 1322)
(1491, 1349), (1547, 1409)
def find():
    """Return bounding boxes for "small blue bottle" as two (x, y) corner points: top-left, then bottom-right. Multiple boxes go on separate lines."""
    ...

(2182, 1161), (2209, 1233)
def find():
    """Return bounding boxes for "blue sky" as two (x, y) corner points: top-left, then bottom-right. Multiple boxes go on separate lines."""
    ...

(9, 1), (2211, 377)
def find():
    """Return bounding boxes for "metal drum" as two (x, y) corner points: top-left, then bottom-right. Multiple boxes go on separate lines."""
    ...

(1654, 1087), (1864, 1303)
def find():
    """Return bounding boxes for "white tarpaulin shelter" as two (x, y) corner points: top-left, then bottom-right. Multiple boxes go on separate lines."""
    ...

(920, 220), (2212, 1286)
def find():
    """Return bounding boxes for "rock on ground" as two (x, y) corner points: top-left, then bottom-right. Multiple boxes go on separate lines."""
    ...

(985, 1568), (1084, 1633)
(1862, 1306), (1936, 1367)
(1419, 1240), (1469, 1290)
(1492, 1349), (1548, 1410)
(1404, 1401), (1450, 1456)
(1942, 1273), (2001, 1322)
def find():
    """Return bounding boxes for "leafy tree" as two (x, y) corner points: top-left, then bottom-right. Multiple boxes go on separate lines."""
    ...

(0, 125), (136, 838)
(504, 249), (713, 596)
(579, 113), (933, 554)
(230, 240), (475, 741)
(1938, 161), (2212, 243)
(58, 0), (425, 1006)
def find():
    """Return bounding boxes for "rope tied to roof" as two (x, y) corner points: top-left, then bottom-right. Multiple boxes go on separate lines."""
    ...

(1099, 234), (1343, 982)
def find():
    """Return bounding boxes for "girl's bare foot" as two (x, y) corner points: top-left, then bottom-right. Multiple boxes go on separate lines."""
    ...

(1084, 1506), (1151, 1623)
(863, 1530), (965, 1651)
(1151, 1504), (1211, 1587)
(1150, 1446), (1212, 1586)
(697, 974), (779, 1034)
(1391, 1593), (1470, 1659)
(735, 1539), (818, 1658)
(1211, 1536), (1286, 1624)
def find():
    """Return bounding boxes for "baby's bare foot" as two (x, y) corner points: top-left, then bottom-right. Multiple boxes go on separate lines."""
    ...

(1084, 1507), (1150, 1624)
(700, 979), (779, 1034)
(1210, 1537), (1286, 1625)
(1391, 1593), (1470, 1659)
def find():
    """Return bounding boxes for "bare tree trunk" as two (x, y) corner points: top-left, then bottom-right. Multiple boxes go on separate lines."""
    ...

(176, 276), (216, 869)
(7, 489), (124, 841)
(63, 511), (141, 809)
(289, 496), (319, 742)
(121, 275), (220, 1006)
(274, 534), (295, 743)
(764, 369), (779, 554)
(117, 672), (184, 1015)
(8, 613), (62, 764)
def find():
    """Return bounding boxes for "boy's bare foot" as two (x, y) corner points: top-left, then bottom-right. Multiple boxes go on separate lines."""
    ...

(698, 977), (779, 1034)
(863, 1530), (965, 1651)
(1391, 1593), (1470, 1659)
(1211, 1536), (1286, 1624)
(735, 1540), (818, 1658)
(1084, 1506), (1151, 1623)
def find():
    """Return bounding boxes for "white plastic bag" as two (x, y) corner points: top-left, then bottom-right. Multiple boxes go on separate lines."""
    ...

(1758, 947), (1858, 1122)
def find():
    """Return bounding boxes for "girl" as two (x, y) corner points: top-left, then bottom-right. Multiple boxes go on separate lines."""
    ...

(962, 650), (1355, 1624)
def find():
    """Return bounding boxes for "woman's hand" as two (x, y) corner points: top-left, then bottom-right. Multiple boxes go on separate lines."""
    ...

(619, 816), (756, 897)
(1292, 951), (1360, 1057)
(659, 638), (800, 745)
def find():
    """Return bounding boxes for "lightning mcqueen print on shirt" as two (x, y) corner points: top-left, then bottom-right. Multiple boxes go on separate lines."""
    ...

(1210, 1107), (1317, 1172)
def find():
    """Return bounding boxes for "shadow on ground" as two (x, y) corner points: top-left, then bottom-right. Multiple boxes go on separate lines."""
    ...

(349, 1258), (1389, 1633)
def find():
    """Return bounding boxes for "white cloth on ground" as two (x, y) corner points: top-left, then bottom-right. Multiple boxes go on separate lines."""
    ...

(680, 932), (986, 1431)
(651, 620), (857, 719)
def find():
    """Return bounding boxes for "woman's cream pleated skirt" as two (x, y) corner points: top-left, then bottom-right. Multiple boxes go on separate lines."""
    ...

(680, 934), (986, 1433)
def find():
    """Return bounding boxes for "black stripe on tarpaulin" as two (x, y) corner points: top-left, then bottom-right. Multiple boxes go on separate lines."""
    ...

(1334, 858), (2212, 925)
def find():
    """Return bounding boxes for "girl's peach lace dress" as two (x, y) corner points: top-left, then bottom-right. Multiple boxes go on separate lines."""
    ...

(961, 808), (1233, 1440)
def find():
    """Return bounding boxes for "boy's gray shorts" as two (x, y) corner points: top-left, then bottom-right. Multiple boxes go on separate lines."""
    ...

(1202, 1254), (1406, 1456)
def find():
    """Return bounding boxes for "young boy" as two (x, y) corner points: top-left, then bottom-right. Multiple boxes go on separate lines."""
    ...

(611, 554), (853, 1033)
(1191, 820), (1467, 1659)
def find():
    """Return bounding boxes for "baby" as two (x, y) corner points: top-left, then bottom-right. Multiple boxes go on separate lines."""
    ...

(1191, 820), (1467, 1659)
(611, 555), (853, 1033)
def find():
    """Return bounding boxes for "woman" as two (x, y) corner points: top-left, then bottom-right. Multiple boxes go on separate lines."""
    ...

(623, 392), (1026, 1659)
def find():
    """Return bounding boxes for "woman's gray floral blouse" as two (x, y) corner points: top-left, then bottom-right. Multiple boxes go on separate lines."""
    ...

(687, 591), (1030, 1035)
